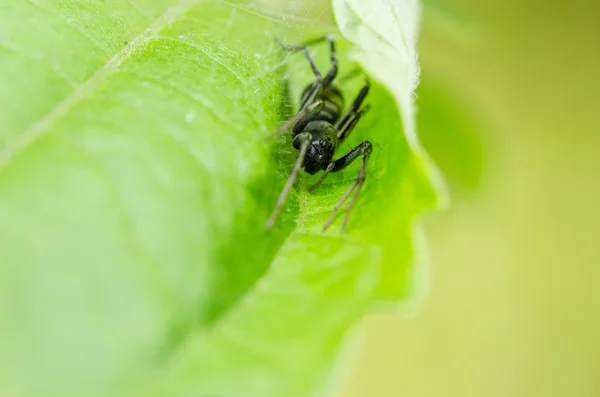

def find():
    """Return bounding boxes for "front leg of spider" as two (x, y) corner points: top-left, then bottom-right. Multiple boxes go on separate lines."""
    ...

(322, 141), (372, 232)
(264, 132), (313, 230)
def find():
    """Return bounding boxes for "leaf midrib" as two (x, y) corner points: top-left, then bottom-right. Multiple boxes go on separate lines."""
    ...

(0, 0), (204, 169)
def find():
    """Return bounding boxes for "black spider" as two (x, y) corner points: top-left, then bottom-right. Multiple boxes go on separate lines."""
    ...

(265, 35), (372, 232)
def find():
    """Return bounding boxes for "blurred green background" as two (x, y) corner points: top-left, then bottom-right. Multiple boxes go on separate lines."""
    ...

(336, 0), (600, 396)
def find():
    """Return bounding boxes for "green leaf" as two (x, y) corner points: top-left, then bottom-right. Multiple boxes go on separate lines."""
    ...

(0, 1), (443, 397)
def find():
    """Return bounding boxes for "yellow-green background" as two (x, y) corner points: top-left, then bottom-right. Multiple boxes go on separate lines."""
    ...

(337, 0), (600, 396)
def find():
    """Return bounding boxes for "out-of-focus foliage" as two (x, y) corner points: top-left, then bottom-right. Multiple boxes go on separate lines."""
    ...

(417, 78), (484, 189)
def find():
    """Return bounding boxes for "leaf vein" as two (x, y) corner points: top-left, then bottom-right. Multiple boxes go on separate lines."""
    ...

(0, 0), (204, 170)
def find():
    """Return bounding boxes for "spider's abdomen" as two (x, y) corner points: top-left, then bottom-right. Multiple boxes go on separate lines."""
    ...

(301, 84), (344, 124)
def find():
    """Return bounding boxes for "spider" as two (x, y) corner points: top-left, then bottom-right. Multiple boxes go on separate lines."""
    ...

(264, 34), (372, 233)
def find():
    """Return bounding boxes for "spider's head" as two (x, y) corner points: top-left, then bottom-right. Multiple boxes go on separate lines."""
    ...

(303, 143), (333, 175)
(297, 122), (337, 175)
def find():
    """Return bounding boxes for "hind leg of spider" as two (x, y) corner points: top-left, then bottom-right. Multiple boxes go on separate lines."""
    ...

(265, 132), (312, 230)
(278, 35), (338, 90)
(267, 36), (338, 141)
(322, 141), (373, 232)
(264, 49), (323, 140)
(336, 81), (370, 141)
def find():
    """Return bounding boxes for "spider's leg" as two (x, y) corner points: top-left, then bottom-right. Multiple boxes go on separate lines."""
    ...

(321, 35), (338, 87)
(264, 98), (323, 142)
(298, 80), (323, 112)
(277, 35), (338, 88)
(309, 162), (335, 192)
(322, 141), (373, 232)
(265, 132), (312, 230)
(277, 41), (322, 81)
(291, 99), (325, 136)
(335, 81), (370, 141)
(336, 104), (371, 143)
